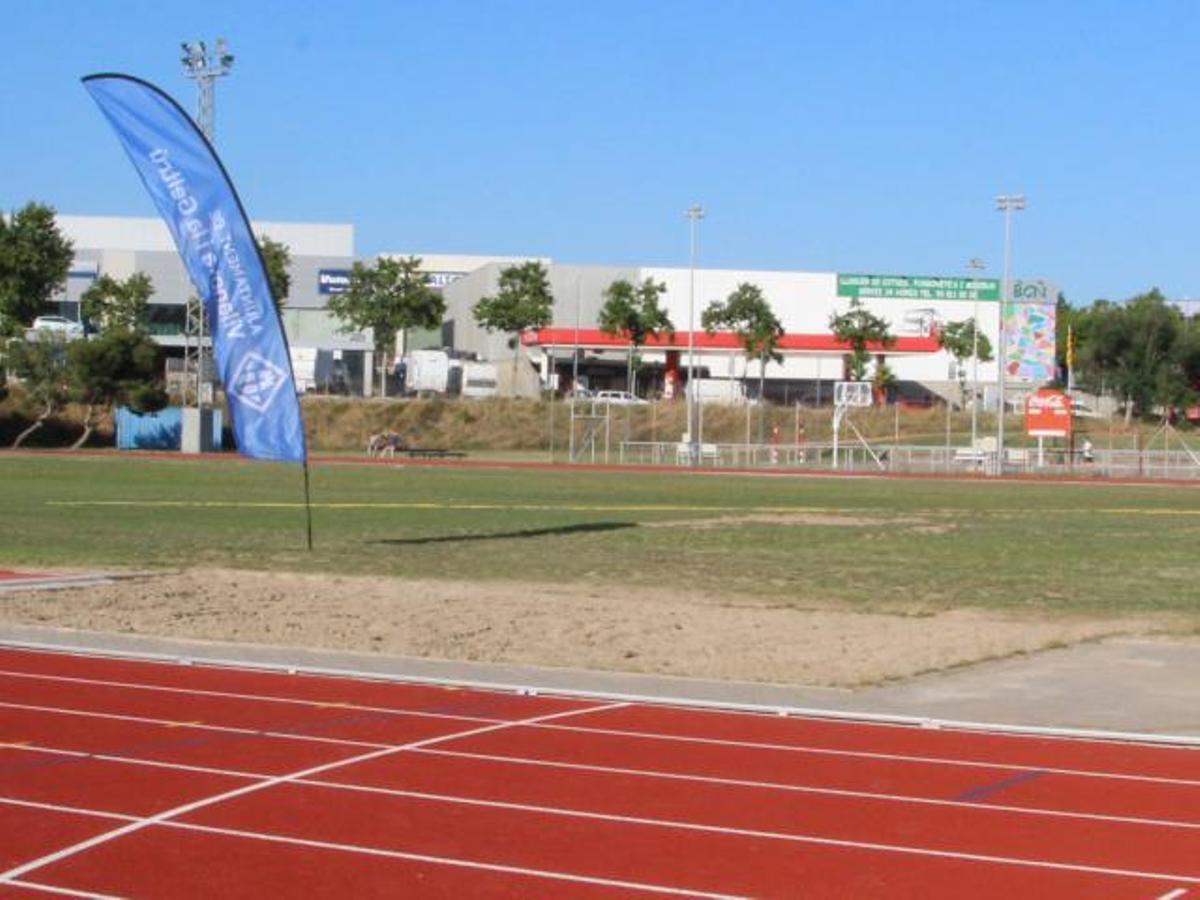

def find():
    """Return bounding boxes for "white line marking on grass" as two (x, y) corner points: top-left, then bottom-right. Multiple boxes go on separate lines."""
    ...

(0, 701), (628, 886)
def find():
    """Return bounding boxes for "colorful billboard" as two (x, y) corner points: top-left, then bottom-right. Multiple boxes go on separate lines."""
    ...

(1003, 279), (1057, 383)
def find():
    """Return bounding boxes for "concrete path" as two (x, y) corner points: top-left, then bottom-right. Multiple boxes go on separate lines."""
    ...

(2, 626), (1197, 741)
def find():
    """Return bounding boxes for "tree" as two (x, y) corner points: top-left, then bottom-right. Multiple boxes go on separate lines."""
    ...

(0, 203), (74, 335)
(67, 328), (166, 449)
(326, 255), (445, 396)
(828, 297), (894, 381)
(937, 318), (994, 407)
(257, 234), (291, 312)
(1083, 289), (1181, 424)
(472, 261), (555, 390)
(80, 272), (154, 333)
(872, 361), (898, 405)
(599, 277), (673, 395)
(7, 334), (71, 447)
(702, 282), (784, 439)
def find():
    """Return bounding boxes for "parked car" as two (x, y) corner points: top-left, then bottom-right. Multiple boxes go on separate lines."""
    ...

(595, 390), (648, 406)
(30, 315), (84, 338)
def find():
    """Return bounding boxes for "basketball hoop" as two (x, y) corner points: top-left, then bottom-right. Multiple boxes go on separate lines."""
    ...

(832, 381), (876, 470)
(834, 381), (872, 409)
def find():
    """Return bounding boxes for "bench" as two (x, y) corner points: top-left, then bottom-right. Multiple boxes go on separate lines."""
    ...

(676, 443), (721, 465)
(404, 448), (467, 459)
(953, 437), (996, 467)
(952, 448), (988, 466)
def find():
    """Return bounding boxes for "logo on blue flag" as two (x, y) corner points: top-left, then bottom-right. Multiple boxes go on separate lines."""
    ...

(83, 73), (307, 464)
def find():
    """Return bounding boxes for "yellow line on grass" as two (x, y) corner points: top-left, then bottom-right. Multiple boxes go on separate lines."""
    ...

(47, 500), (845, 514)
(46, 500), (1200, 517)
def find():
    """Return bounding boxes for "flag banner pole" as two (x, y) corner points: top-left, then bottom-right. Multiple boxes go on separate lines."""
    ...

(83, 73), (312, 547)
(303, 459), (314, 551)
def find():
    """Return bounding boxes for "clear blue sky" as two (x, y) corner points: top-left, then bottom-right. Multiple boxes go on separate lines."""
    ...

(3, 1), (1198, 304)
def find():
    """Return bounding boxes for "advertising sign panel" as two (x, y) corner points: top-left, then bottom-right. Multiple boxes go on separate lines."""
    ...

(1025, 388), (1073, 437)
(1003, 278), (1057, 383)
(837, 274), (999, 301)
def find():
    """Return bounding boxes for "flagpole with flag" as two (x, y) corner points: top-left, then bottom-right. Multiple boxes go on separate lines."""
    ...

(83, 73), (313, 549)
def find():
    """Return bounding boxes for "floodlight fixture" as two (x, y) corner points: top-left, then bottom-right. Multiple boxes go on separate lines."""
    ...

(179, 36), (234, 142)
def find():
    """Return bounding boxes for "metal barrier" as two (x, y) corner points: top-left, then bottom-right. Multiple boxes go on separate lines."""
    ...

(616, 441), (1200, 480)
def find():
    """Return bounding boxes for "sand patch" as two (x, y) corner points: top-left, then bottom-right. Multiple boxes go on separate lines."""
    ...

(643, 512), (957, 535)
(0, 567), (1182, 687)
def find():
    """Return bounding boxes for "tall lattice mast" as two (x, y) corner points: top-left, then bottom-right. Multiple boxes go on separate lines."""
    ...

(179, 40), (234, 412)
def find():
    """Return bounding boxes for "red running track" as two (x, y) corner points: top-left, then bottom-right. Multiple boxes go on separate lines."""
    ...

(0, 645), (1196, 898)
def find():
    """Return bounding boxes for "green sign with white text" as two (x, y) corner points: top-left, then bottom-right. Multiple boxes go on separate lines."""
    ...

(837, 274), (1000, 301)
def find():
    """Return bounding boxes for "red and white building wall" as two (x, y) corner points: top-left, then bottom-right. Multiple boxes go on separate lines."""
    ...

(439, 261), (1020, 396)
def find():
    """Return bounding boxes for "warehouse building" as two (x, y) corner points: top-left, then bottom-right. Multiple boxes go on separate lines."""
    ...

(51, 215), (1057, 404)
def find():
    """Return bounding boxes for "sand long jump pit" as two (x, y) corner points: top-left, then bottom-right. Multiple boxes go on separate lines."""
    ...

(0, 566), (1185, 688)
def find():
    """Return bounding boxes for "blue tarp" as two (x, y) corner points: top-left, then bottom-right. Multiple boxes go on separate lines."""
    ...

(115, 406), (222, 450)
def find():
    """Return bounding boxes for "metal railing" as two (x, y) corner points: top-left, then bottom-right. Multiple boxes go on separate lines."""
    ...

(616, 441), (1200, 480)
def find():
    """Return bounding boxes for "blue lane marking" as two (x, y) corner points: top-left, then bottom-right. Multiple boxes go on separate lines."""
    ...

(955, 768), (1048, 802)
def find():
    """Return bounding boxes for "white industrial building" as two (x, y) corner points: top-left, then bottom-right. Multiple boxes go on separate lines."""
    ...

(50, 215), (1057, 404)
(438, 263), (1058, 404)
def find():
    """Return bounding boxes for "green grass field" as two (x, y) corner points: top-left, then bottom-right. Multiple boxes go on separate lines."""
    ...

(2, 453), (1198, 616)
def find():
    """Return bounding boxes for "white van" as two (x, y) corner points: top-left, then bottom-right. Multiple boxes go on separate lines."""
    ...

(693, 378), (750, 405)
(461, 361), (498, 398)
(595, 390), (647, 406)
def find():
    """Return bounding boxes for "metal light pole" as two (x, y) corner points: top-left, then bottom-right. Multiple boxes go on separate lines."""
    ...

(967, 257), (986, 450)
(179, 39), (234, 452)
(995, 194), (1025, 471)
(181, 39), (234, 142)
(685, 203), (705, 464)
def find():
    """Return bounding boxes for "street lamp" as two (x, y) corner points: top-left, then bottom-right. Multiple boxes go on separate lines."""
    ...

(995, 193), (1026, 471)
(685, 203), (705, 464)
(967, 257), (986, 450)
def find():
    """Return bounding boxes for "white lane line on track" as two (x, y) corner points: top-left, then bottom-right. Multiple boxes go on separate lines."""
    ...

(8, 649), (1198, 751)
(0, 795), (134, 822)
(1, 789), (1197, 890)
(0, 796), (737, 900)
(0, 700), (393, 751)
(160, 819), (742, 899)
(0, 668), (505, 727)
(409, 747), (1200, 831)
(532, 721), (1200, 788)
(0, 701), (630, 887)
(2, 668), (1197, 789)
(1158, 890), (1189, 900)
(3, 737), (1197, 835)
(7, 879), (122, 898)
